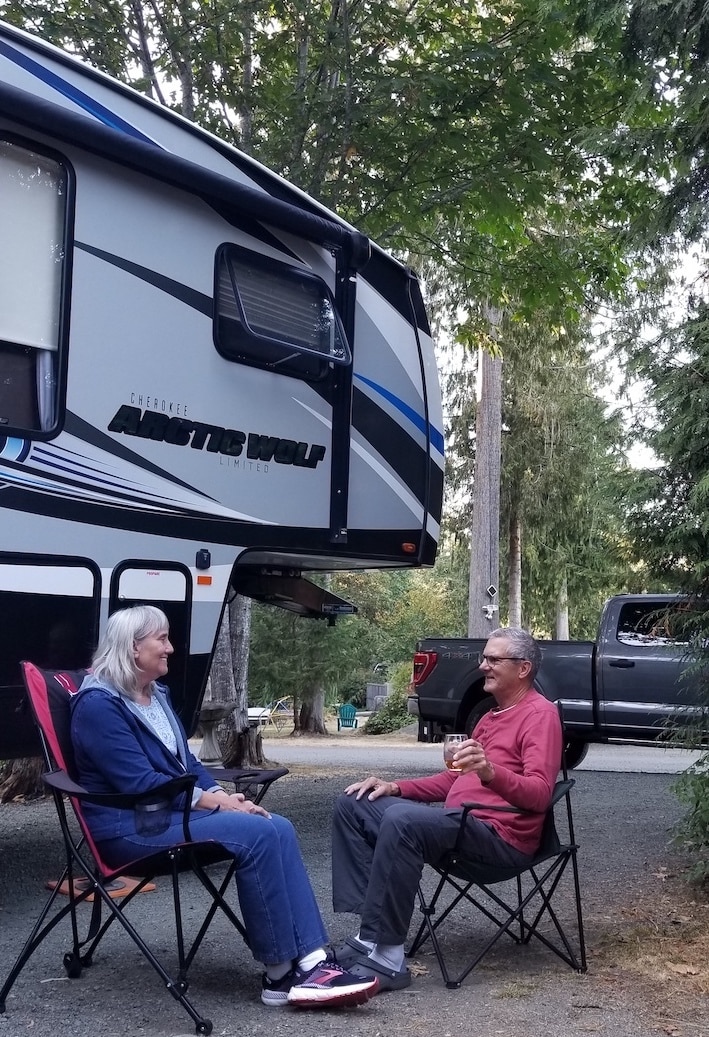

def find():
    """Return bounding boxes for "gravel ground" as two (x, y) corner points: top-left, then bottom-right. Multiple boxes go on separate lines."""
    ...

(0, 761), (704, 1037)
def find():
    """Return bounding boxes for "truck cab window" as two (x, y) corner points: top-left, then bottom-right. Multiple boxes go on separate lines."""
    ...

(0, 139), (67, 434)
(214, 244), (351, 381)
(616, 602), (688, 647)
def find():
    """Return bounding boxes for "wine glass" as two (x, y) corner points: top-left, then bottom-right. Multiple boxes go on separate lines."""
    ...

(443, 733), (467, 772)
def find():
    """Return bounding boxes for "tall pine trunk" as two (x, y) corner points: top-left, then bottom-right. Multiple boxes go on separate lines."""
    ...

(298, 683), (327, 735)
(508, 510), (522, 627)
(206, 596), (268, 767)
(468, 310), (503, 638)
(555, 573), (570, 639)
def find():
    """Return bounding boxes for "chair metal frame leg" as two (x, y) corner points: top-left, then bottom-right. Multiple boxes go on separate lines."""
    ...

(409, 844), (586, 988)
(0, 795), (245, 1036)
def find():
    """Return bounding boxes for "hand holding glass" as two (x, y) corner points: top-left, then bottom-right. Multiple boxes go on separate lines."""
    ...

(443, 733), (467, 772)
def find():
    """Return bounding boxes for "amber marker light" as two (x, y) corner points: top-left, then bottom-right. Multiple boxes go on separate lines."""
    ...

(197, 575), (213, 585)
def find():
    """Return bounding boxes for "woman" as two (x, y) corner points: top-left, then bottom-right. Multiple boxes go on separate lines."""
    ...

(70, 605), (377, 1009)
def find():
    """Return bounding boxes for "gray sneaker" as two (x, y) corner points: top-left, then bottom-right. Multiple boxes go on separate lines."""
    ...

(345, 955), (412, 991)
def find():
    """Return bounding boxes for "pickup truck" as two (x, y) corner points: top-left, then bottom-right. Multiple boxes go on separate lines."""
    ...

(407, 593), (703, 767)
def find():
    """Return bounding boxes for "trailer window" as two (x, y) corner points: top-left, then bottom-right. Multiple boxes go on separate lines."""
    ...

(111, 564), (191, 719)
(214, 245), (351, 380)
(0, 139), (67, 433)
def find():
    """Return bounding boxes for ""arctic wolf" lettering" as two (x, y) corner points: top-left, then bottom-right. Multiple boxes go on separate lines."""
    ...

(108, 405), (327, 468)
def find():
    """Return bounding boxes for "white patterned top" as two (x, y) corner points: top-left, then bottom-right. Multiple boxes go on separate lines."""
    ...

(134, 697), (178, 755)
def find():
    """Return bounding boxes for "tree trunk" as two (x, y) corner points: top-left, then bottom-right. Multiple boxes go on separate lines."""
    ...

(508, 510), (522, 627)
(555, 573), (570, 639)
(222, 724), (270, 767)
(468, 308), (503, 638)
(238, 2), (254, 151)
(297, 683), (328, 735)
(0, 757), (44, 802)
(202, 595), (265, 768)
(221, 594), (258, 766)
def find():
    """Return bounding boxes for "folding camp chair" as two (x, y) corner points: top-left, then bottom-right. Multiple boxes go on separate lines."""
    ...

(270, 697), (294, 731)
(337, 703), (358, 730)
(408, 705), (586, 988)
(0, 663), (288, 1035)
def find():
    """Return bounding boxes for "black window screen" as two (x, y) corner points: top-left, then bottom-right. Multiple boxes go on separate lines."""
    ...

(214, 245), (350, 380)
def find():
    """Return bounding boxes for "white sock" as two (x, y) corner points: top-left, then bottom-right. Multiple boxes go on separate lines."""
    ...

(369, 943), (405, 971)
(297, 948), (327, 973)
(355, 931), (375, 951)
(265, 960), (292, 981)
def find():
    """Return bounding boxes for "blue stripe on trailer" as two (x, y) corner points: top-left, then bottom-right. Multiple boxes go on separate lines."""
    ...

(354, 373), (444, 455)
(0, 40), (157, 144)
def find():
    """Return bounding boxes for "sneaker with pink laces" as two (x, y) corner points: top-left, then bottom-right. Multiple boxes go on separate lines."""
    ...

(286, 960), (379, 1007)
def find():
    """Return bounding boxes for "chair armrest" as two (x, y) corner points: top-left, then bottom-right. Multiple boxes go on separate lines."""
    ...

(207, 767), (262, 783)
(44, 770), (197, 840)
(44, 769), (194, 806)
(206, 765), (289, 804)
(456, 778), (574, 851)
(208, 765), (289, 784)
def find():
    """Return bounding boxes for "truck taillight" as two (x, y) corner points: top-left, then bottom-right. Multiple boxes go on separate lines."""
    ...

(411, 651), (438, 687)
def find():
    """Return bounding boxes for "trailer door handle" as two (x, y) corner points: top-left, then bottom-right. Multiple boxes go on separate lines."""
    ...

(609, 659), (635, 668)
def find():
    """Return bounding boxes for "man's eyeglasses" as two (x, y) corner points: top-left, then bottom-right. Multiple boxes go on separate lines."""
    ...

(477, 653), (526, 667)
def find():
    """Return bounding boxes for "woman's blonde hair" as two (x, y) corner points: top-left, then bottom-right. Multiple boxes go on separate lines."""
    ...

(91, 605), (169, 700)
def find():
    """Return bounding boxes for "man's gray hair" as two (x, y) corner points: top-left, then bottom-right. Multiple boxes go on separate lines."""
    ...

(91, 604), (169, 700)
(489, 627), (542, 679)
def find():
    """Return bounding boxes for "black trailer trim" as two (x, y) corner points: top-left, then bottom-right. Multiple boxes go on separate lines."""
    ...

(0, 79), (371, 268)
(0, 483), (426, 561)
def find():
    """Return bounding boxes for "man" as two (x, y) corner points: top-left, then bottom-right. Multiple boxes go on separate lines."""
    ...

(330, 627), (562, 992)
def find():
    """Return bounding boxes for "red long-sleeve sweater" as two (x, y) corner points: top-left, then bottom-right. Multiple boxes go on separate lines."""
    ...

(396, 690), (562, 855)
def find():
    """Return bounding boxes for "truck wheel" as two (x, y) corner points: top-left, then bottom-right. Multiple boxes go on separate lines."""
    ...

(564, 739), (589, 770)
(464, 695), (495, 736)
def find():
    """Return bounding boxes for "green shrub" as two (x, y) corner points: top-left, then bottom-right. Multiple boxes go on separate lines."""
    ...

(364, 685), (411, 735)
(673, 754), (709, 885)
(389, 660), (413, 695)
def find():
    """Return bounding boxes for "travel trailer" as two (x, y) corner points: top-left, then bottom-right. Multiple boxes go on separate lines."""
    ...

(0, 21), (444, 757)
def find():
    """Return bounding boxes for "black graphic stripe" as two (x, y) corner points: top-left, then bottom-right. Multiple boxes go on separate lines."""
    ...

(76, 241), (212, 315)
(63, 411), (219, 501)
(73, 250), (435, 515)
(0, 484), (428, 561)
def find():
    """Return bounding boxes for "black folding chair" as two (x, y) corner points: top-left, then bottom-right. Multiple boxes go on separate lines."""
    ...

(0, 662), (288, 1035)
(408, 705), (586, 988)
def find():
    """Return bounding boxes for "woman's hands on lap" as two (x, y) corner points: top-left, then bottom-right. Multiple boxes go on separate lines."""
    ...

(197, 789), (271, 817)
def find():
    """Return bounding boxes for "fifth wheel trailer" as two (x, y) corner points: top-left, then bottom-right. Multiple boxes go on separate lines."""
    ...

(0, 20), (444, 757)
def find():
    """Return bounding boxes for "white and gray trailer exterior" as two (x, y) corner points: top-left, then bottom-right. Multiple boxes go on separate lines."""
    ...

(0, 21), (444, 756)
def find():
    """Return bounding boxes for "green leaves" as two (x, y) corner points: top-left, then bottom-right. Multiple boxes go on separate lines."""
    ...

(3, 0), (645, 315)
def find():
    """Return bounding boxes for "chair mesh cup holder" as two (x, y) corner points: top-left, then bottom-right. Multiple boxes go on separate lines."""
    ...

(134, 795), (172, 835)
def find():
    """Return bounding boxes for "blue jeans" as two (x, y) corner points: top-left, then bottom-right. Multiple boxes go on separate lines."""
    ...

(99, 809), (328, 965)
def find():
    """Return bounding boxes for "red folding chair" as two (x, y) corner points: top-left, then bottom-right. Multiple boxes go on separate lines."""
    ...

(0, 662), (288, 1036)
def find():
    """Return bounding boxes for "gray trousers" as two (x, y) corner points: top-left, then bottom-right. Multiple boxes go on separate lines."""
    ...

(331, 793), (532, 945)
